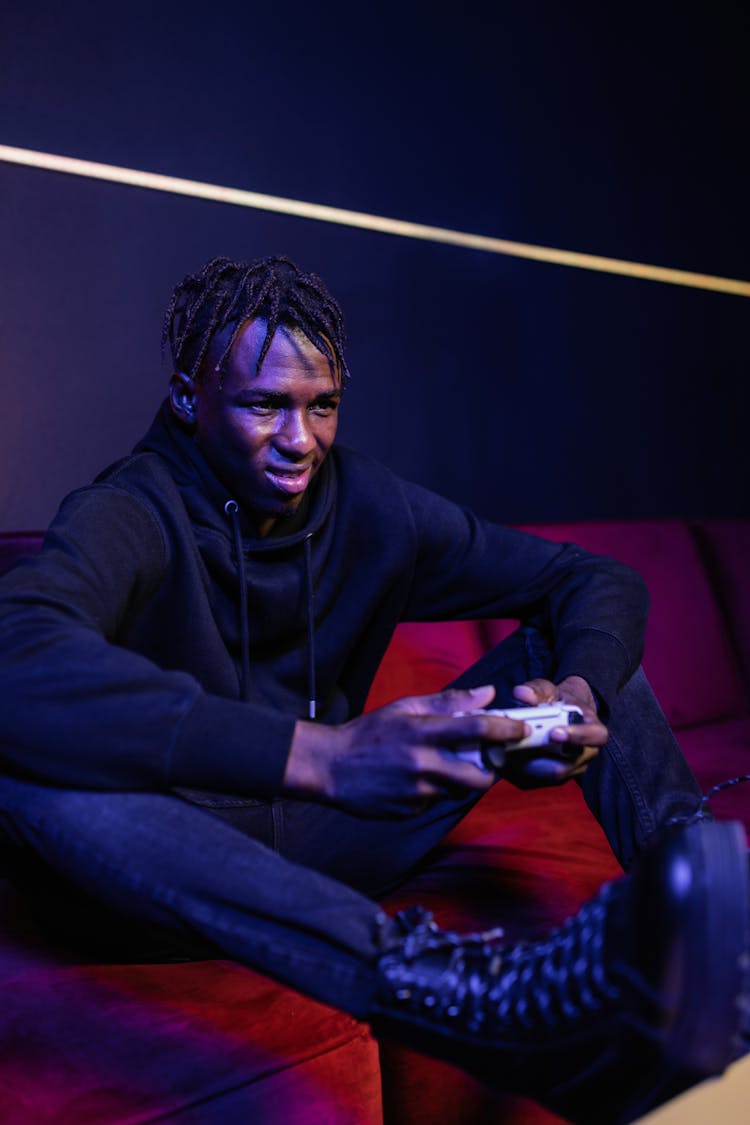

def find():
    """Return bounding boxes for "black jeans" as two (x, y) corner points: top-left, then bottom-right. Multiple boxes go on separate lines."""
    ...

(0, 628), (704, 1018)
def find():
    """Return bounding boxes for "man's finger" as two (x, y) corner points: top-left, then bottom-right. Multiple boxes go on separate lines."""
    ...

(512, 679), (558, 705)
(394, 684), (497, 716)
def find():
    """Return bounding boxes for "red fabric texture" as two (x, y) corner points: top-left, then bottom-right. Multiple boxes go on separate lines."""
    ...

(675, 717), (750, 829)
(692, 519), (750, 701)
(0, 884), (382, 1125)
(512, 520), (747, 730)
(365, 620), (486, 711)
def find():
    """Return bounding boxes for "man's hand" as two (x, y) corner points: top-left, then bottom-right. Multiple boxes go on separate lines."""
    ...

(502, 674), (606, 788)
(283, 684), (534, 818)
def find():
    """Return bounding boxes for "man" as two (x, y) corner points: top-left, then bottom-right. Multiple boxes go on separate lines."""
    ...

(0, 254), (747, 1122)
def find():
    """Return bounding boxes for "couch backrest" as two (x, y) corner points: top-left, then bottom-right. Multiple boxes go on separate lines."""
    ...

(368, 519), (749, 728)
(483, 520), (748, 730)
(691, 520), (750, 704)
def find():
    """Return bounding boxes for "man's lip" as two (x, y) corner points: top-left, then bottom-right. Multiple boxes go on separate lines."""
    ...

(265, 465), (313, 495)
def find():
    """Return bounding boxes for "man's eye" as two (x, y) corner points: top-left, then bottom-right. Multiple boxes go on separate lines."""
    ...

(246, 402), (276, 414)
(311, 401), (338, 416)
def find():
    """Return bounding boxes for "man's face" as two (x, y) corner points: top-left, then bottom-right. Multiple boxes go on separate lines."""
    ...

(170, 318), (341, 536)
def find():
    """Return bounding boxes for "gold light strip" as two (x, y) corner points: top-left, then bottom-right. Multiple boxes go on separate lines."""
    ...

(1, 143), (748, 298)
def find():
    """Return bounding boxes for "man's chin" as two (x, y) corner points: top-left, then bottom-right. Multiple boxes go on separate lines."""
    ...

(273, 503), (304, 522)
(242, 492), (308, 535)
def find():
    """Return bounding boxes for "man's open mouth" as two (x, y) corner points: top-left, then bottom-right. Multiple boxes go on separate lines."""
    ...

(265, 465), (313, 495)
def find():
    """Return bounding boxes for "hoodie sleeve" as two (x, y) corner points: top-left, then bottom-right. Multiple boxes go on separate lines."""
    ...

(400, 481), (650, 713)
(0, 486), (296, 794)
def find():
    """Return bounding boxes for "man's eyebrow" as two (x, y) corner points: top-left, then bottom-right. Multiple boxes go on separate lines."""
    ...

(312, 389), (342, 401)
(238, 390), (286, 400)
(236, 388), (342, 402)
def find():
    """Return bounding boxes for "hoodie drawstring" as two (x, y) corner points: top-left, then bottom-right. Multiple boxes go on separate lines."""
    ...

(304, 533), (317, 720)
(224, 501), (251, 702)
(224, 500), (318, 720)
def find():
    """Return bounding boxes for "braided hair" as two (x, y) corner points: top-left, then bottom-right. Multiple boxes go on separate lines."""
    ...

(163, 255), (349, 386)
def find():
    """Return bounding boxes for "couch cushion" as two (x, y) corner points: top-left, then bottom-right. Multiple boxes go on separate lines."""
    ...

(0, 883), (382, 1125)
(364, 621), (486, 711)
(496, 520), (748, 730)
(676, 716), (750, 834)
(383, 774), (622, 937)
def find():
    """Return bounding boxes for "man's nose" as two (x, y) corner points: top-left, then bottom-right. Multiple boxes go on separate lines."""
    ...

(275, 410), (315, 455)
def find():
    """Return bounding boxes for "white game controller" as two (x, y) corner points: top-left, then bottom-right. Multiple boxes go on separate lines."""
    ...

(454, 704), (585, 769)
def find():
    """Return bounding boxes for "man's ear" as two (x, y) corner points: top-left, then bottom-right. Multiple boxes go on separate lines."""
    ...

(169, 371), (198, 425)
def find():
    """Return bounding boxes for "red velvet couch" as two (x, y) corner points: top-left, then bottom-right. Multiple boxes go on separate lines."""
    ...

(1, 518), (749, 1124)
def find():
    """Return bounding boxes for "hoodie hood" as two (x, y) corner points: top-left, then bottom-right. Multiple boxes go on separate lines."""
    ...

(133, 401), (336, 552)
(133, 401), (337, 716)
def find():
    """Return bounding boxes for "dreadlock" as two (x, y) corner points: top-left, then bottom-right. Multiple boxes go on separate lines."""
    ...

(162, 255), (349, 386)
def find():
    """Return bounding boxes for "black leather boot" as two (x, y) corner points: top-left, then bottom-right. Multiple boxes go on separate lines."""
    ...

(371, 819), (750, 1124)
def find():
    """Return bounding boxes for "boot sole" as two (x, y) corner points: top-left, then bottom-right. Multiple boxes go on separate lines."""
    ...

(626, 818), (750, 1120)
(669, 818), (748, 1072)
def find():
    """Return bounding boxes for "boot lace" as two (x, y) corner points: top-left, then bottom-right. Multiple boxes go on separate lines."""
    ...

(383, 888), (621, 1037)
(489, 884), (621, 1031)
(663, 773), (750, 830)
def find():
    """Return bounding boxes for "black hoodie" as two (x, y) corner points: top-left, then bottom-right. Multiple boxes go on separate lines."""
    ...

(0, 404), (649, 797)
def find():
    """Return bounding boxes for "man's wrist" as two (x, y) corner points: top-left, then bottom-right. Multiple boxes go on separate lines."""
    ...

(283, 719), (339, 800)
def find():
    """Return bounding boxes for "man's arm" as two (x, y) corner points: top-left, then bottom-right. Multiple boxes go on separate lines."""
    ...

(283, 682), (609, 816)
(400, 480), (650, 716)
(0, 487), (295, 795)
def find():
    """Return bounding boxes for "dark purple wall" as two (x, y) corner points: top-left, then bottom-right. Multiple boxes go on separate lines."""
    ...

(1, 3), (748, 530)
